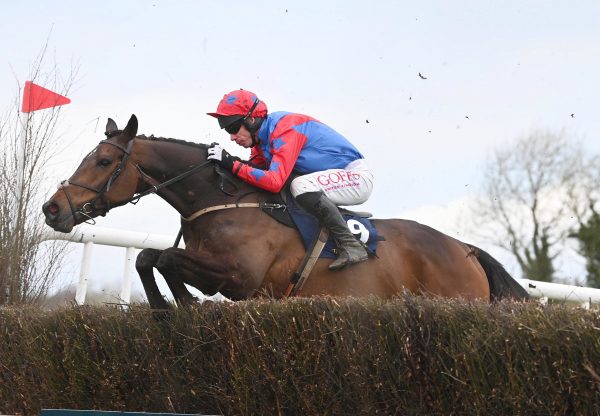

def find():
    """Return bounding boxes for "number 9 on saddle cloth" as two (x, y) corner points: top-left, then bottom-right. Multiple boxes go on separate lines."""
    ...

(264, 187), (382, 258)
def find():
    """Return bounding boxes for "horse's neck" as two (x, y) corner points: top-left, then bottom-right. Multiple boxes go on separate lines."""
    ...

(134, 138), (263, 216)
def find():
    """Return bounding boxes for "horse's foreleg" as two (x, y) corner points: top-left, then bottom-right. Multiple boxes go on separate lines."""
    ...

(135, 248), (170, 310)
(154, 248), (198, 306)
(155, 247), (246, 301)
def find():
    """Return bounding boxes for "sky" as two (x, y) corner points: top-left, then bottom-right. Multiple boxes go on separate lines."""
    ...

(2, 1), (600, 299)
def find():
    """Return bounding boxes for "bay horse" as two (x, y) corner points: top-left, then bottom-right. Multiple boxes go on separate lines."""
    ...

(42, 115), (528, 309)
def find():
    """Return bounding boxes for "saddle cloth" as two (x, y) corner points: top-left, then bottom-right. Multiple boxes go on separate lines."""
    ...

(263, 187), (381, 259)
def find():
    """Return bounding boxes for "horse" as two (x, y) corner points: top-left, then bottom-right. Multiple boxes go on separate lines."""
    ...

(42, 115), (529, 309)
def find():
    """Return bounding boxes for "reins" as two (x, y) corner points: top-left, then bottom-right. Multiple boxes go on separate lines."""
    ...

(126, 159), (215, 205)
(106, 141), (242, 205)
(61, 136), (286, 225)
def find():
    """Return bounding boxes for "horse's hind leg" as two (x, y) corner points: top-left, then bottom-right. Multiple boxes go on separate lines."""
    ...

(136, 248), (170, 310)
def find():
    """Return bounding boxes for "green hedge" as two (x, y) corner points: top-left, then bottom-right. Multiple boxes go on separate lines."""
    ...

(0, 296), (599, 415)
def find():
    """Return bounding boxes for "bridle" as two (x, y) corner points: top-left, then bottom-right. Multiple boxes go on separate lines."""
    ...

(59, 133), (135, 224)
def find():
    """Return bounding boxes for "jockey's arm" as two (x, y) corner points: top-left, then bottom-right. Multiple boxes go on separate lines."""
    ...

(232, 130), (306, 193)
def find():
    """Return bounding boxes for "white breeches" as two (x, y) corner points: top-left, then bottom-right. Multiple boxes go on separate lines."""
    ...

(290, 159), (374, 206)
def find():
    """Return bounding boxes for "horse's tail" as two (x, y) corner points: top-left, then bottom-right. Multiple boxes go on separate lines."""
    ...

(468, 244), (529, 301)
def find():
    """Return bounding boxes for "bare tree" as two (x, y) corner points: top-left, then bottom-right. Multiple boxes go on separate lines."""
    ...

(472, 131), (585, 282)
(0, 43), (77, 304)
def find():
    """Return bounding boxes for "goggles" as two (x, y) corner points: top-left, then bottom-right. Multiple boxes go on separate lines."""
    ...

(218, 98), (260, 135)
(224, 118), (244, 134)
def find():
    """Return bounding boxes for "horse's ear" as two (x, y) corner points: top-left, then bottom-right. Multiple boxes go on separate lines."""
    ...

(123, 114), (138, 140)
(105, 118), (118, 135)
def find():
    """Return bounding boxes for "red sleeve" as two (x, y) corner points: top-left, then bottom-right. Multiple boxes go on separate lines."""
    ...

(232, 128), (307, 193)
(248, 146), (267, 168)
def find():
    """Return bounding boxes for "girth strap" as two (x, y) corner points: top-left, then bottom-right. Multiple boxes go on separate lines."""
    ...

(182, 202), (285, 222)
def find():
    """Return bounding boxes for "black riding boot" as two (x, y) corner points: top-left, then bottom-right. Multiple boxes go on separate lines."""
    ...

(296, 191), (368, 271)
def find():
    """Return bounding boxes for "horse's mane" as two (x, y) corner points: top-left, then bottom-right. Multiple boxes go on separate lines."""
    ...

(136, 134), (209, 150)
(128, 133), (262, 193)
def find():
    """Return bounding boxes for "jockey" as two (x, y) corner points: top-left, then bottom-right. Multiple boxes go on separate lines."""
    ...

(207, 89), (374, 271)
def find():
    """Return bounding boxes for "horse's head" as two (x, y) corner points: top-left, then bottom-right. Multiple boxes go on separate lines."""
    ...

(43, 115), (142, 233)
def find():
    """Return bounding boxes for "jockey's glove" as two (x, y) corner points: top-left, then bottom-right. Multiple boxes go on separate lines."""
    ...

(207, 143), (239, 172)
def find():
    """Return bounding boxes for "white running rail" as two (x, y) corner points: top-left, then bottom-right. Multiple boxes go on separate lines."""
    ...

(41, 226), (600, 307)
(516, 278), (600, 308)
(41, 225), (184, 305)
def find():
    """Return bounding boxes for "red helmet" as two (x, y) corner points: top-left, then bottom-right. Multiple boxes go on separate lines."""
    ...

(207, 89), (268, 119)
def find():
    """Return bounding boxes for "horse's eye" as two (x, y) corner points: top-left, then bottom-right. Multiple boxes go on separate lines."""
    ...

(98, 158), (112, 167)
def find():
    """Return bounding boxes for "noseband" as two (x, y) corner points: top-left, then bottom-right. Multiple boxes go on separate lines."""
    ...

(59, 135), (134, 225)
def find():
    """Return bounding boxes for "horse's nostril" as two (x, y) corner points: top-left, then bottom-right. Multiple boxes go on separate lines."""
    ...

(43, 201), (59, 219)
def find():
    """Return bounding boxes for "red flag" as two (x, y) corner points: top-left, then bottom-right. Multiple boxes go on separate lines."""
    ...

(21, 81), (71, 113)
